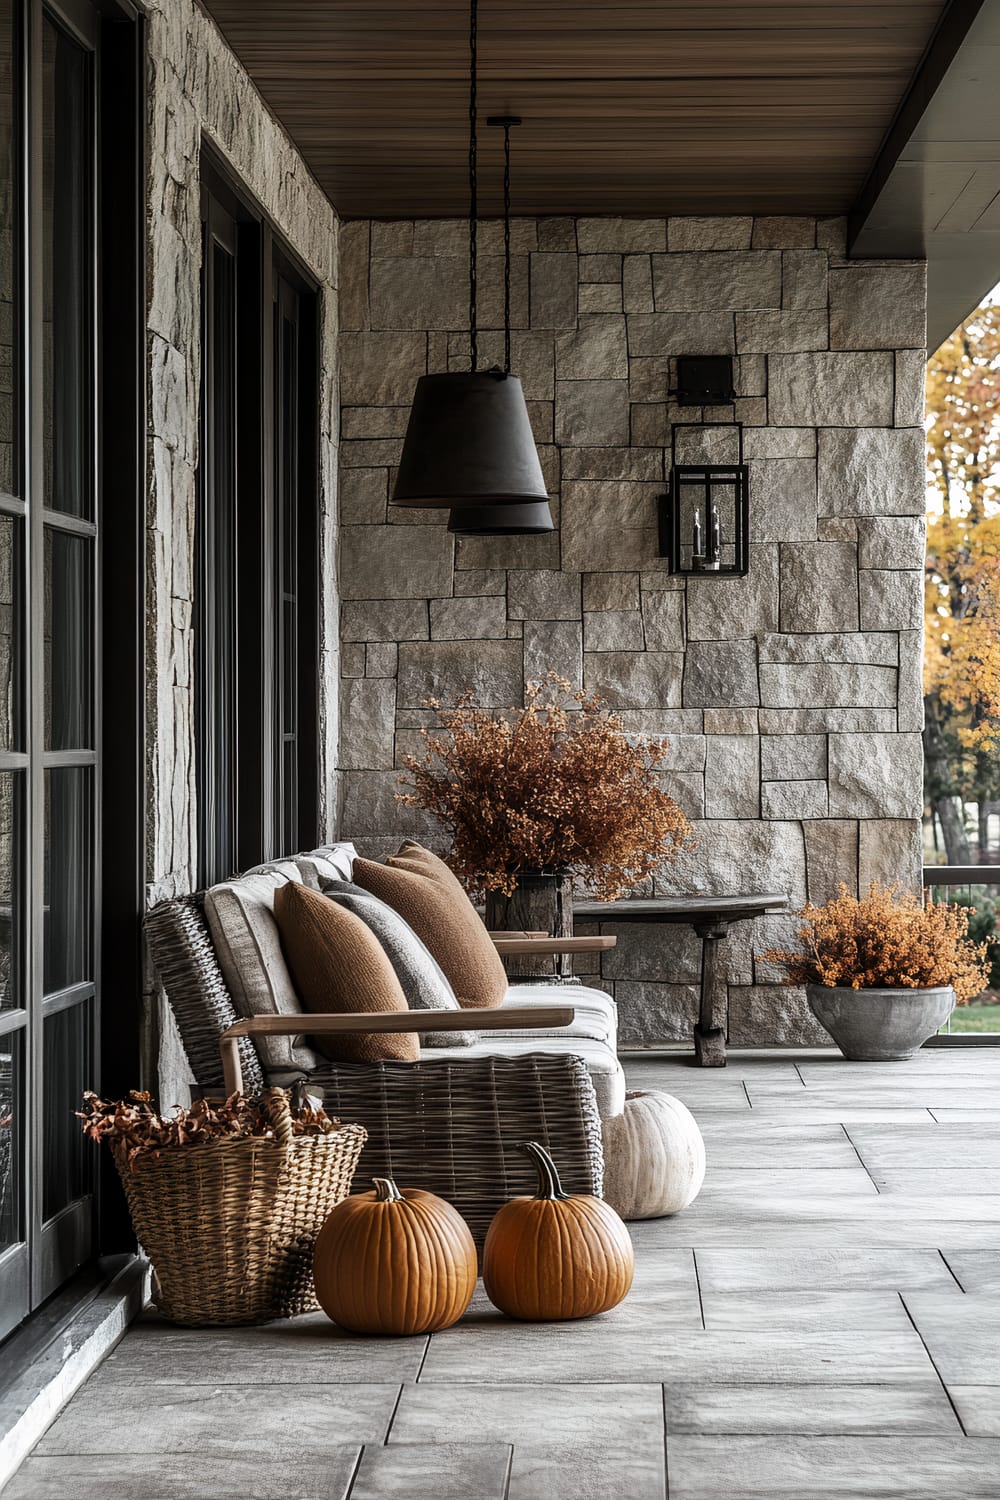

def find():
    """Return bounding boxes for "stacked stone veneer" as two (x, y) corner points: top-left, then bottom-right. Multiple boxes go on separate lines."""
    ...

(145, 0), (341, 909)
(337, 214), (927, 1047)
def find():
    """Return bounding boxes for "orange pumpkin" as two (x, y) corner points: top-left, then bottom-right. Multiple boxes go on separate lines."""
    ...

(483, 1140), (634, 1320)
(312, 1177), (477, 1335)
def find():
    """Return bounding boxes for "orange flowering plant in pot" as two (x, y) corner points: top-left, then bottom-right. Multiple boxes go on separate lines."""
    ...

(762, 883), (990, 1061)
(398, 676), (694, 946)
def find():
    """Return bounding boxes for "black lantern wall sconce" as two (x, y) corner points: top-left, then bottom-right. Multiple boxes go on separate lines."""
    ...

(658, 356), (750, 577)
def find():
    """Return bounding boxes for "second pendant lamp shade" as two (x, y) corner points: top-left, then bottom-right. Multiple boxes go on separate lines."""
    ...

(392, 371), (549, 508)
(448, 500), (554, 535)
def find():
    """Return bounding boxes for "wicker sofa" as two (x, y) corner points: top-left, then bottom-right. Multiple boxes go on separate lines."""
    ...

(144, 842), (626, 1244)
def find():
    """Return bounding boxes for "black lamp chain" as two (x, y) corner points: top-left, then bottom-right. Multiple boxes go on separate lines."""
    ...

(468, 0), (478, 373)
(503, 120), (512, 375)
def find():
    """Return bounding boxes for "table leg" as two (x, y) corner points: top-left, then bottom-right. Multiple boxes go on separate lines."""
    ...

(693, 921), (729, 1067)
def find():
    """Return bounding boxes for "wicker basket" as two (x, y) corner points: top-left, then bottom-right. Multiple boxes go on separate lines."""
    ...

(112, 1089), (367, 1326)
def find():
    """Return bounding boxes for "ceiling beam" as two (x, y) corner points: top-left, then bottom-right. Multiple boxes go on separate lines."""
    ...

(849, 0), (1000, 349)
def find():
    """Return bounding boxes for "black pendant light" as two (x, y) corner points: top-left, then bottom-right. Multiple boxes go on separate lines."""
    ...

(391, 0), (549, 516)
(448, 116), (554, 536)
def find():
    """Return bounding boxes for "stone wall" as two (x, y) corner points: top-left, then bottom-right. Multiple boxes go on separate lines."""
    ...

(144, 0), (341, 906)
(337, 213), (927, 1047)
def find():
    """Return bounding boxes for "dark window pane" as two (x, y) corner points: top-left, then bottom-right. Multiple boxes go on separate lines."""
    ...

(44, 527), (92, 751)
(0, 513), (21, 750)
(195, 224), (238, 887)
(42, 17), (92, 518)
(281, 736), (296, 853)
(43, 1001), (91, 1220)
(275, 290), (300, 852)
(43, 766), (92, 994)
(0, 1030), (20, 1249)
(0, 0), (17, 498)
(0, 769), (23, 1011)
(280, 311), (297, 597)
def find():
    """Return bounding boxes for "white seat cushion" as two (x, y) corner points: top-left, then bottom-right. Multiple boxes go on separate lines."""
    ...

(497, 984), (617, 1046)
(205, 861), (318, 1079)
(426, 983), (623, 1116)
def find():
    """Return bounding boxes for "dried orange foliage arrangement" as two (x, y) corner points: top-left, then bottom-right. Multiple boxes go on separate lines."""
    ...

(762, 883), (990, 1005)
(78, 1090), (342, 1172)
(399, 675), (694, 899)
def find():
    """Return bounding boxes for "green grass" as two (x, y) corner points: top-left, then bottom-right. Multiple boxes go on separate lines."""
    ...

(942, 1002), (1000, 1035)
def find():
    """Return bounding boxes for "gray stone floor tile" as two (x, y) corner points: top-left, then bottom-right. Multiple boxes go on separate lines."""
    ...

(902, 1294), (1000, 1383)
(633, 1206), (1000, 1249)
(695, 1122), (862, 1169)
(681, 1193), (1000, 1225)
(948, 1387), (1000, 1436)
(351, 1443), (511, 1498)
(929, 1109), (1000, 1122)
(941, 1251), (1000, 1291)
(737, 1107), (938, 1124)
(625, 1057), (803, 1082)
(698, 1167), (878, 1198)
(665, 1434), (1000, 1498)
(87, 1311), (426, 1385)
(662, 1381), (961, 1435)
(1, 1452), (362, 1500)
(509, 1442), (666, 1499)
(750, 1082), (994, 1109)
(870, 1168), (1000, 1195)
(749, 1085), (1000, 1110)
(847, 1124), (1000, 1172)
(391, 1380), (665, 1446)
(33, 1382), (397, 1457)
(420, 1325), (933, 1385)
(699, 1290), (920, 1332)
(694, 1248), (956, 1292)
(749, 1092), (959, 1116)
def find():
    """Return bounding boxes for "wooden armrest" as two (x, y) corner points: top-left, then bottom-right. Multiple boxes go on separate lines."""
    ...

(219, 1005), (576, 1095)
(492, 935), (617, 956)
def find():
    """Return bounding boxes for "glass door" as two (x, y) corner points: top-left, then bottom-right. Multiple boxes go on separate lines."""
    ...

(0, 0), (98, 1341)
(0, 0), (28, 1341)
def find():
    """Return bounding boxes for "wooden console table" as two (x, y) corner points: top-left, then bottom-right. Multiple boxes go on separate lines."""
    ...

(573, 894), (788, 1067)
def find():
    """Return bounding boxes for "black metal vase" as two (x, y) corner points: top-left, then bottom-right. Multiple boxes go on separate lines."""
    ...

(484, 869), (574, 982)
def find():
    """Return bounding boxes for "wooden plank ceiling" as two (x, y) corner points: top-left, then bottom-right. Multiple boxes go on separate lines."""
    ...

(201, 0), (950, 219)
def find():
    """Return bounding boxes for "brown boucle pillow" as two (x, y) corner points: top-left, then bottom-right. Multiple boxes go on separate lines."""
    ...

(352, 841), (507, 1010)
(273, 882), (419, 1063)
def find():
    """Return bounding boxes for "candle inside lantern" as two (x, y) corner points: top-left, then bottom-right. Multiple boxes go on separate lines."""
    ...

(710, 503), (721, 565)
(692, 507), (703, 562)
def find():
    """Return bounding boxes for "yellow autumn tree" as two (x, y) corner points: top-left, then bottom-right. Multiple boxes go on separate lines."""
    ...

(925, 300), (1000, 861)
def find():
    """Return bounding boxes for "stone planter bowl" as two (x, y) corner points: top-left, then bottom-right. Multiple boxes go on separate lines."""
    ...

(806, 984), (955, 1062)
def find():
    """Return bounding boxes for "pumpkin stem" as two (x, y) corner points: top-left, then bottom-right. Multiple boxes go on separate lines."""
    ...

(372, 1177), (403, 1203)
(519, 1140), (569, 1201)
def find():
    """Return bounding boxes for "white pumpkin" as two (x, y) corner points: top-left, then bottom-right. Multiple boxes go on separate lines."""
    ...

(602, 1089), (706, 1220)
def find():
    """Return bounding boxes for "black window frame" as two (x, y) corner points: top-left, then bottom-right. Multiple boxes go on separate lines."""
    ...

(0, 0), (145, 1340)
(195, 152), (320, 889)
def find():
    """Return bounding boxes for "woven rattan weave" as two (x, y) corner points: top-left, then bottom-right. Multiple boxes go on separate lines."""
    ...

(312, 1053), (604, 1246)
(112, 1089), (366, 1325)
(145, 894), (265, 1095)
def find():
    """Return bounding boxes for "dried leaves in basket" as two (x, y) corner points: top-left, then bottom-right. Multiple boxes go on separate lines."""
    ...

(78, 1090), (343, 1171)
